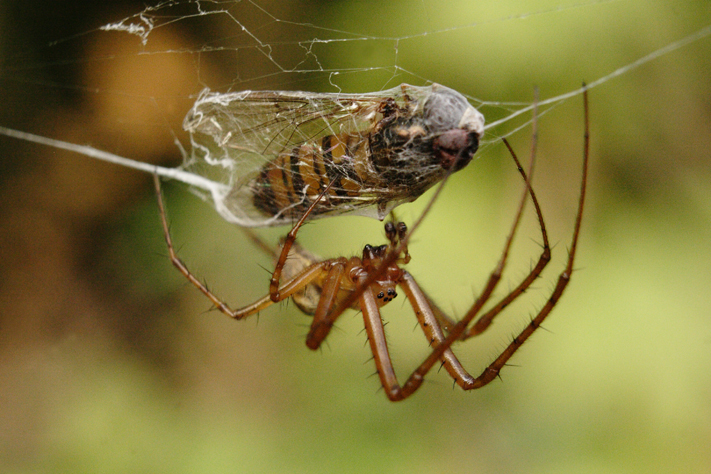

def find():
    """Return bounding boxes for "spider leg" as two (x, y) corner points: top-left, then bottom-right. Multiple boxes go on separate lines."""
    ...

(431, 134), (552, 340)
(395, 87), (590, 397)
(398, 272), (478, 391)
(359, 282), (403, 400)
(375, 167), (531, 398)
(360, 269), (481, 401)
(269, 178), (337, 302)
(154, 174), (332, 320)
(305, 260), (348, 350)
(461, 137), (551, 338)
(454, 85), (589, 386)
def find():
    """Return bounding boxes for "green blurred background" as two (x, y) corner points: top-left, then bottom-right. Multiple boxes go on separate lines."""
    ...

(1, 1), (710, 472)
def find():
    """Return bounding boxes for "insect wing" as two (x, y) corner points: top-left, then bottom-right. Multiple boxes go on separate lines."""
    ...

(183, 88), (391, 226)
(186, 90), (385, 157)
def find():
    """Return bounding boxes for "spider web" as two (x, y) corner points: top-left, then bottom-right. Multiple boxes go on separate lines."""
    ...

(1, 0), (708, 230)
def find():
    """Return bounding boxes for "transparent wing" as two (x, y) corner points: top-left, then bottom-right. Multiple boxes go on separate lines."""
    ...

(183, 85), (425, 227)
(185, 89), (386, 157)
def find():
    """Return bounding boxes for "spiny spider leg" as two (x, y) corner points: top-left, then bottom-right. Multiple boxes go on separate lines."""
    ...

(430, 137), (552, 339)
(269, 178), (337, 302)
(154, 174), (334, 320)
(344, 241), (480, 400)
(393, 86), (590, 399)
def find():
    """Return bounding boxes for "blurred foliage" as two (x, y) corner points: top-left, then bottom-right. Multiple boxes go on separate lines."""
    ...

(0, 0), (710, 473)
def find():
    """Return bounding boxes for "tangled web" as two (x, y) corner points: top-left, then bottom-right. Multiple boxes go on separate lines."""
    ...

(2, 0), (709, 227)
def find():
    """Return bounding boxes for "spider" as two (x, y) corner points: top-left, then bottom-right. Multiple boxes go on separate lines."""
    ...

(153, 89), (589, 402)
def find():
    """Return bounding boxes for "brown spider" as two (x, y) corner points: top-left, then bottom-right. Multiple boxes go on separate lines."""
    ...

(154, 89), (589, 402)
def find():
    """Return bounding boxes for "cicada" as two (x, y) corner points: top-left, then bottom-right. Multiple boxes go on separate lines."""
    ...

(183, 83), (485, 227)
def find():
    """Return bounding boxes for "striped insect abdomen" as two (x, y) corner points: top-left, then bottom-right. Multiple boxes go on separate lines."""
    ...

(250, 132), (373, 219)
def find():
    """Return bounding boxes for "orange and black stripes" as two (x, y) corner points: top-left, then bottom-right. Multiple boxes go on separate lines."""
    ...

(251, 132), (371, 219)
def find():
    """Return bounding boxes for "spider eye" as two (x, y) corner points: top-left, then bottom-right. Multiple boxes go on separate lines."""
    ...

(377, 292), (385, 299)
